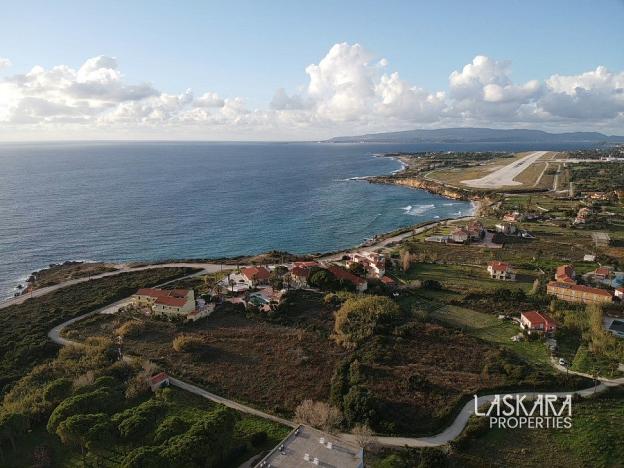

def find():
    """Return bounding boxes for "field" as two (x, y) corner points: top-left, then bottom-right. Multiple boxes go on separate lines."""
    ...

(427, 152), (558, 191)
(400, 263), (537, 292)
(429, 305), (552, 367)
(25, 262), (119, 291)
(401, 216), (602, 273)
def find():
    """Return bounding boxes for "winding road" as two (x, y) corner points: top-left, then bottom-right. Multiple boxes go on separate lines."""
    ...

(38, 268), (624, 448)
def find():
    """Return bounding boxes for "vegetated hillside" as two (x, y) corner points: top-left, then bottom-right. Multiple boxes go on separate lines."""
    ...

(326, 127), (624, 144)
(0, 338), (288, 467)
(64, 290), (585, 436)
(0, 267), (199, 396)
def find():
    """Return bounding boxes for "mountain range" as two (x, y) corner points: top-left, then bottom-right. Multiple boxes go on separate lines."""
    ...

(325, 128), (624, 144)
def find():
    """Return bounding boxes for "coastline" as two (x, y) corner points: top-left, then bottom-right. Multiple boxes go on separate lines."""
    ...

(369, 153), (479, 202)
(6, 153), (476, 300)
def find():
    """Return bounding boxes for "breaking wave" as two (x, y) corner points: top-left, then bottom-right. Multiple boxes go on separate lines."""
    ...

(402, 204), (435, 216)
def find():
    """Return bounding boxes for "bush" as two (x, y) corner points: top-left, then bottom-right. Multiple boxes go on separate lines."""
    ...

(421, 279), (442, 290)
(294, 400), (342, 432)
(172, 334), (205, 352)
(114, 320), (145, 338)
(154, 416), (188, 444)
(43, 378), (72, 403)
(334, 296), (401, 349)
(343, 385), (376, 427)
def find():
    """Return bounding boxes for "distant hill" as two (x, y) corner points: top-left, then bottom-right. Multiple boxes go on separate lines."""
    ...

(326, 128), (624, 144)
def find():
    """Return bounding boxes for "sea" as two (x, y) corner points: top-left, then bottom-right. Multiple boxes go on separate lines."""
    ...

(0, 140), (600, 299)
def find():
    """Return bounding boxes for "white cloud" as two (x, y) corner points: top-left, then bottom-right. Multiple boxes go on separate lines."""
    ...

(0, 57), (11, 69)
(195, 91), (225, 108)
(0, 46), (622, 140)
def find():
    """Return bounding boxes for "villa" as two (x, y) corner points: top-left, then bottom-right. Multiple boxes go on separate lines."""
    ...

(133, 288), (196, 318)
(346, 251), (386, 278)
(241, 266), (271, 287)
(466, 220), (486, 240)
(574, 207), (591, 224)
(520, 311), (557, 334)
(451, 228), (469, 244)
(547, 281), (613, 305)
(555, 264), (576, 284)
(593, 266), (614, 281)
(495, 222), (517, 235)
(487, 261), (516, 281)
(288, 265), (311, 288)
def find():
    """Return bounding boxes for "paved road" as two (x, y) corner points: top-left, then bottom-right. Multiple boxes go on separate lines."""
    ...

(462, 151), (548, 188)
(5, 214), (476, 310)
(1, 262), (224, 310)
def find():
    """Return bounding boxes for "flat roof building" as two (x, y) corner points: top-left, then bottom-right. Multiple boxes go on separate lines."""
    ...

(256, 425), (364, 468)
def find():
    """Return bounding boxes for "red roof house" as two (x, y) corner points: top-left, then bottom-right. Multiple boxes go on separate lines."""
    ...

(148, 372), (170, 391)
(487, 261), (516, 281)
(520, 311), (557, 334)
(380, 275), (396, 286)
(555, 264), (576, 284)
(241, 266), (271, 286)
(326, 265), (368, 292)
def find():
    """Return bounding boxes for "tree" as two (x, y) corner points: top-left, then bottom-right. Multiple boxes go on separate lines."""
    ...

(47, 387), (119, 433)
(269, 272), (283, 291)
(343, 386), (376, 426)
(43, 378), (72, 404)
(160, 407), (237, 467)
(154, 416), (188, 444)
(400, 250), (411, 272)
(348, 262), (366, 277)
(56, 413), (107, 460)
(294, 400), (342, 432)
(308, 268), (338, 291)
(351, 424), (374, 448)
(122, 446), (167, 468)
(334, 296), (401, 348)
(0, 413), (29, 455)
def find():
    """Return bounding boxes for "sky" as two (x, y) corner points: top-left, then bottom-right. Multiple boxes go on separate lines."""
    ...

(0, 0), (623, 140)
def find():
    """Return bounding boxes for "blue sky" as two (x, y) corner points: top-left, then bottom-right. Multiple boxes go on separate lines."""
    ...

(0, 0), (623, 139)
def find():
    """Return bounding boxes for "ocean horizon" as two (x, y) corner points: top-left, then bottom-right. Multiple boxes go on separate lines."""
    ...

(0, 140), (599, 299)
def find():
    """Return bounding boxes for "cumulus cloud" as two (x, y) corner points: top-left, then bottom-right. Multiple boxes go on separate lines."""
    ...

(0, 46), (622, 139)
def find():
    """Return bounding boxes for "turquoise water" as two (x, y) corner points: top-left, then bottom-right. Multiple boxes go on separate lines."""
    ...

(0, 140), (597, 298)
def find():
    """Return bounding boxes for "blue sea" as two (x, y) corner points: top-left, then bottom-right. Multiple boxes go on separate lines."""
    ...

(0, 140), (599, 299)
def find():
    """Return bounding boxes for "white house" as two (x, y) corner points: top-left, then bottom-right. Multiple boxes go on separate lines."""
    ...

(347, 251), (386, 278)
(487, 261), (516, 281)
